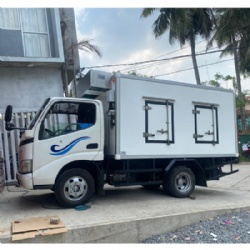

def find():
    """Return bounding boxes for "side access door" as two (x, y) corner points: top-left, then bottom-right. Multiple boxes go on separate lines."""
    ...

(143, 99), (175, 145)
(193, 103), (219, 144)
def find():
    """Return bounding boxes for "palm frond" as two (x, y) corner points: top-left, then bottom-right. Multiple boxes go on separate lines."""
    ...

(140, 8), (157, 18)
(73, 39), (102, 58)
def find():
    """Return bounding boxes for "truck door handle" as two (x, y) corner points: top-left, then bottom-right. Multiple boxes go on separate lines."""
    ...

(143, 132), (155, 138)
(86, 143), (98, 149)
(193, 134), (204, 139)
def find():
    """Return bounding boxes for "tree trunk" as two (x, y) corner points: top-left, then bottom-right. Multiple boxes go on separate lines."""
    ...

(233, 37), (247, 134)
(71, 40), (77, 98)
(62, 64), (69, 97)
(190, 31), (201, 85)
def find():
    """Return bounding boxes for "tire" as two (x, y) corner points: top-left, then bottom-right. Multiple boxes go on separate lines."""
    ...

(163, 166), (195, 198)
(55, 169), (95, 208)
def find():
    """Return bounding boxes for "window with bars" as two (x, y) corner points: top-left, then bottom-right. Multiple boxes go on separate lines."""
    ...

(0, 8), (50, 58)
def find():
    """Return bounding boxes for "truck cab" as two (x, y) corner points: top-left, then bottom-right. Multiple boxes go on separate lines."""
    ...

(6, 97), (105, 207)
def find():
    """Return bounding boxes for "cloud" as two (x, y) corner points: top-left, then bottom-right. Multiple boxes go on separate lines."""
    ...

(75, 8), (250, 88)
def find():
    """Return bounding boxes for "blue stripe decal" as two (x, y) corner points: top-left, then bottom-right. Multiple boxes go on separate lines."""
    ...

(50, 136), (90, 156)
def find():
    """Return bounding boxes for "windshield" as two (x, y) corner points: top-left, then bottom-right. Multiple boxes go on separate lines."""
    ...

(39, 101), (96, 140)
(28, 98), (50, 130)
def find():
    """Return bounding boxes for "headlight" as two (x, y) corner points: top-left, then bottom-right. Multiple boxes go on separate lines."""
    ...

(19, 160), (33, 174)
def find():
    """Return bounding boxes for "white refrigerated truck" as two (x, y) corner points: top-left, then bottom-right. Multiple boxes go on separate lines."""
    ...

(5, 70), (239, 207)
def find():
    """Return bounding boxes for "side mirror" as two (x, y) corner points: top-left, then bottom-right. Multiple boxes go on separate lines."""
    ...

(5, 122), (15, 131)
(4, 105), (26, 132)
(5, 105), (13, 122)
(5, 105), (14, 131)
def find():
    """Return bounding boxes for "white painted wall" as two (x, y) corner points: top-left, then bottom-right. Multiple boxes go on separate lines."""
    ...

(0, 67), (64, 112)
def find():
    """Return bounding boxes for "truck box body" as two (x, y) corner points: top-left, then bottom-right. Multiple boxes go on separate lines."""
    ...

(77, 70), (238, 160)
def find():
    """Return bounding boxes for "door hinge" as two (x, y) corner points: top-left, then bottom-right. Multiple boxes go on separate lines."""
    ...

(192, 110), (200, 114)
(143, 105), (152, 111)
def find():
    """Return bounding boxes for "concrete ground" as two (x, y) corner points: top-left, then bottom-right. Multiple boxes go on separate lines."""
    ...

(0, 163), (250, 243)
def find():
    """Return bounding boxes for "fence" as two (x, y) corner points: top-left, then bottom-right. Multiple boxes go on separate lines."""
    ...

(0, 110), (36, 185)
(0, 141), (4, 192)
(239, 134), (250, 145)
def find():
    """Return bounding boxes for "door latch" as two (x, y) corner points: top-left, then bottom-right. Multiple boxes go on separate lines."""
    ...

(143, 132), (155, 138)
(193, 134), (204, 139)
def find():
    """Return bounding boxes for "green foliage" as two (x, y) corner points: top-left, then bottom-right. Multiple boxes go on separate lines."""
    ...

(239, 153), (250, 162)
(141, 8), (214, 85)
(141, 8), (213, 44)
(202, 73), (234, 88)
(202, 79), (221, 87)
(204, 72), (250, 109)
(208, 9), (250, 75)
(127, 71), (153, 78)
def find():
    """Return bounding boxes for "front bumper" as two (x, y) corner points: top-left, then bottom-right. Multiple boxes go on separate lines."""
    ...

(16, 172), (33, 190)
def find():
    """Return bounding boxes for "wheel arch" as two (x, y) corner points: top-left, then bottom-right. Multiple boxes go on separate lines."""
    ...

(55, 160), (104, 194)
(165, 159), (207, 187)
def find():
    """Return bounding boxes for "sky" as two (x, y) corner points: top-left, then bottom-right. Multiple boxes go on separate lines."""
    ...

(74, 7), (250, 91)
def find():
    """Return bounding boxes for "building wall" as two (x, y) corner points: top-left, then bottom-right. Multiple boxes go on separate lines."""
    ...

(0, 8), (80, 112)
(0, 67), (63, 112)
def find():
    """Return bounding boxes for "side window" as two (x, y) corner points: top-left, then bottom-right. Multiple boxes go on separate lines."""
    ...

(39, 102), (96, 140)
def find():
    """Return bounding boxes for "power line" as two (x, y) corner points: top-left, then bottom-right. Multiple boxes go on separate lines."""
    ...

(119, 40), (207, 73)
(120, 44), (220, 74)
(120, 54), (188, 73)
(80, 47), (239, 72)
(154, 58), (234, 77)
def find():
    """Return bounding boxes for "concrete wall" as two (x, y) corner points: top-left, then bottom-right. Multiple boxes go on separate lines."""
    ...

(0, 8), (79, 111)
(0, 67), (64, 112)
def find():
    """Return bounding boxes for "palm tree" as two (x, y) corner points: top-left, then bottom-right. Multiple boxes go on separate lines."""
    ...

(237, 12), (250, 75)
(65, 39), (102, 97)
(60, 9), (102, 97)
(208, 9), (250, 134)
(141, 8), (214, 85)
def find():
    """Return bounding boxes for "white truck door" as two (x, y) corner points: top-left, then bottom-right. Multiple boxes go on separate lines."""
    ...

(193, 104), (219, 144)
(143, 100), (174, 144)
(32, 101), (101, 185)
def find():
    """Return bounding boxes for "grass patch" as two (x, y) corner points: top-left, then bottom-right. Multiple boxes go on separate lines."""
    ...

(239, 154), (250, 162)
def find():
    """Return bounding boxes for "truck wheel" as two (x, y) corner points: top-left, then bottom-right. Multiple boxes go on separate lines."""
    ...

(163, 166), (195, 198)
(55, 169), (95, 208)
